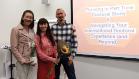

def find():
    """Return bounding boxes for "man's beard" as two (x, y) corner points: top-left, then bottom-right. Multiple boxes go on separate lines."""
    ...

(58, 18), (63, 22)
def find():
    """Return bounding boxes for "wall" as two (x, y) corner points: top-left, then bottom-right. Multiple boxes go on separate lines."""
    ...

(0, 0), (71, 47)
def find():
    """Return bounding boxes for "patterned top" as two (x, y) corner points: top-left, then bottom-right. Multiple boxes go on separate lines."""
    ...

(51, 22), (78, 55)
(10, 24), (35, 63)
(35, 35), (56, 62)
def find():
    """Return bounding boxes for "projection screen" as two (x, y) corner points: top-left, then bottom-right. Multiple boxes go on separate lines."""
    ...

(72, 0), (139, 59)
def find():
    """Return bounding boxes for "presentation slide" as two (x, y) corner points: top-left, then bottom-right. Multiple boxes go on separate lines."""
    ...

(72, 0), (139, 58)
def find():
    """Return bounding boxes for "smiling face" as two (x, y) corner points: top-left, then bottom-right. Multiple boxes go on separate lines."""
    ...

(56, 9), (66, 22)
(39, 23), (48, 32)
(22, 12), (33, 26)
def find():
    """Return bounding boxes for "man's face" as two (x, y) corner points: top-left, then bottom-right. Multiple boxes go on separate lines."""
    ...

(56, 9), (66, 22)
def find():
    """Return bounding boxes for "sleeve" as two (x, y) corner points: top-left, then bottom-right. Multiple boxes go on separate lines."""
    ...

(10, 27), (25, 63)
(50, 24), (54, 31)
(35, 35), (55, 62)
(70, 25), (78, 56)
(53, 45), (57, 58)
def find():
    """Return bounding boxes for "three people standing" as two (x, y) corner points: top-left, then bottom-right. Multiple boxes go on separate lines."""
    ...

(10, 8), (77, 79)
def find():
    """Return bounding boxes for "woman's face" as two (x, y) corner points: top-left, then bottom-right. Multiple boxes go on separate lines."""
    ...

(39, 23), (48, 32)
(22, 12), (33, 26)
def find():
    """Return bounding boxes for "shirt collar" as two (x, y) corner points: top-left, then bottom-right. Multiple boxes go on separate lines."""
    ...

(56, 20), (67, 26)
(17, 24), (24, 30)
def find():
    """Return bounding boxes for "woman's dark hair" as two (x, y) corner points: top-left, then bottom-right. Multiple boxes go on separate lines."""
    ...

(36, 18), (55, 46)
(20, 10), (34, 29)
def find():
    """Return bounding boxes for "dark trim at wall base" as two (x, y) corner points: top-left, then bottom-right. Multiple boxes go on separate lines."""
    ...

(76, 54), (139, 62)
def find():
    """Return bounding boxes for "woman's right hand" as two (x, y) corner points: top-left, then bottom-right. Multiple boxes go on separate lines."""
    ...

(20, 59), (33, 64)
(52, 58), (60, 65)
(25, 60), (33, 64)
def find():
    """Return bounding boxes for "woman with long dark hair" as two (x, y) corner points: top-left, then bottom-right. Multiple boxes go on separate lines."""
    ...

(35, 18), (59, 79)
(10, 10), (37, 79)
